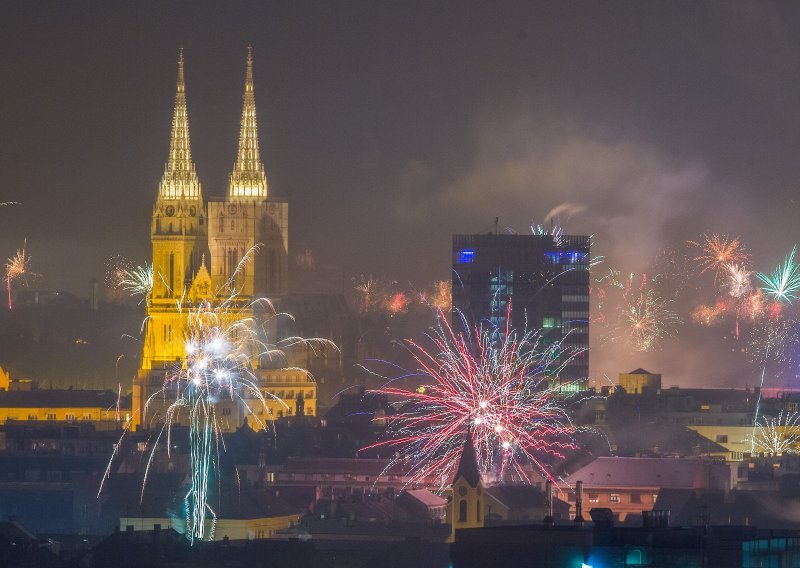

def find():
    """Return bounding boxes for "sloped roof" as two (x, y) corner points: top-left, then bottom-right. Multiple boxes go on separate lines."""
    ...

(564, 457), (709, 489)
(485, 485), (547, 509)
(403, 489), (447, 508)
(627, 368), (654, 375)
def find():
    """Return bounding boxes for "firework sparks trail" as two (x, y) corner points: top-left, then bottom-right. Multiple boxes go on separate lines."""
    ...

(120, 263), (154, 303)
(360, 307), (584, 489)
(352, 274), (396, 314)
(5, 240), (37, 310)
(531, 222), (564, 247)
(603, 274), (682, 352)
(688, 233), (750, 280)
(723, 263), (752, 299)
(751, 411), (800, 456)
(99, 248), (336, 544)
(428, 280), (452, 311)
(757, 246), (800, 304)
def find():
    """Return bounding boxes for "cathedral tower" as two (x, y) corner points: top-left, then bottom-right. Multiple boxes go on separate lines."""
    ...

(208, 47), (288, 300)
(133, 49), (207, 429)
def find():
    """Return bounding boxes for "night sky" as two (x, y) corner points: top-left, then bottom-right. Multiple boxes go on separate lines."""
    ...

(4, 2), (800, 385)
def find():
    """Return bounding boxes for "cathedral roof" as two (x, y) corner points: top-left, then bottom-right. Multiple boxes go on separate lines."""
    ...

(453, 428), (482, 488)
(229, 46), (268, 199)
(158, 48), (202, 202)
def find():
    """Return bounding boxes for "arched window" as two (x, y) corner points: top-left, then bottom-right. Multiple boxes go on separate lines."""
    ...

(458, 499), (467, 522)
(219, 214), (225, 233)
(476, 499), (481, 522)
(168, 253), (175, 294)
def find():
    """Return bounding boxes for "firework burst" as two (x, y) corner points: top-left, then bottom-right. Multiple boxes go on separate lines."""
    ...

(723, 263), (752, 299)
(5, 241), (37, 310)
(688, 233), (750, 279)
(751, 411), (800, 456)
(757, 246), (800, 304)
(120, 263), (154, 303)
(360, 309), (582, 488)
(100, 251), (335, 544)
(603, 274), (682, 352)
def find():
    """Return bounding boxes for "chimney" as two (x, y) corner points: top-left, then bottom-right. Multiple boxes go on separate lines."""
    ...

(543, 480), (554, 526)
(574, 481), (585, 527)
(90, 278), (99, 310)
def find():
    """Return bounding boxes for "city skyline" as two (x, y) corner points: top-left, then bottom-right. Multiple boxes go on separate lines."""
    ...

(6, 3), (800, 386)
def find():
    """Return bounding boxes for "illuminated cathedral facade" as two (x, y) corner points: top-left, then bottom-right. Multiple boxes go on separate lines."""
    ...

(131, 48), (313, 431)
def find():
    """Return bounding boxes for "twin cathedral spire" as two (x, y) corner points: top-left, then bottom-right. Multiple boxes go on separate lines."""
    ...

(157, 47), (268, 203)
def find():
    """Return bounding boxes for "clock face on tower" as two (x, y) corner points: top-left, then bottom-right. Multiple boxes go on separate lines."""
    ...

(165, 205), (175, 217)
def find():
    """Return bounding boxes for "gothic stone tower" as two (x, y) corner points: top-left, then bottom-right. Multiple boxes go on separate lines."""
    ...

(208, 47), (288, 302)
(133, 49), (208, 430)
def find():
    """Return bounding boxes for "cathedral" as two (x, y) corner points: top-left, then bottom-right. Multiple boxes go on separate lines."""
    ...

(131, 48), (315, 431)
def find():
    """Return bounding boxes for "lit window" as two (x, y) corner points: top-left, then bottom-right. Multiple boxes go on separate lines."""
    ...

(65, 414), (75, 421)
(588, 493), (599, 503)
(610, 494), (620, 503)
(458, 249), (475, 263)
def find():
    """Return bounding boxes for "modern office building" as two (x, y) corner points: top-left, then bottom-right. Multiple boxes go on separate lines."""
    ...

(452, 233), (590, 388)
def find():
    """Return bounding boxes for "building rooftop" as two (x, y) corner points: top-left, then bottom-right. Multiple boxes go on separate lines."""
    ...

(564, 457), (719, 489)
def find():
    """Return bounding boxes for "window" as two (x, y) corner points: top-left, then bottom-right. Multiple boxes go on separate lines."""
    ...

(610, 494), (620, 503)
(630, 494), (641, 504)
(588, 493), (599, 503)
(47, 413), (56, 420)
(83, 413), (92, 420)
(542, 317), (560, 329)
(458, 249), (475, 263)
(458, 500), (467, 522)
(716, 434), (728, 443)
(476, 499), (481, 522)
(222, 407), (231, 416)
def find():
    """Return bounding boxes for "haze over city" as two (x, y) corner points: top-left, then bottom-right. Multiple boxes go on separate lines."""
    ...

(5, 4), (800, 566)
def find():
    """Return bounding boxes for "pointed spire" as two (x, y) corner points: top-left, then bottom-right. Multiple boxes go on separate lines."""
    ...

(229, 45), (268, 199)
(158, 47), (202, 202)
(454, 425), (481, 487)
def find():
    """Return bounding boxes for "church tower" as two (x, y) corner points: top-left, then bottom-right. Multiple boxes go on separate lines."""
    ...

(133, 49), (207, 429)
(208, 47), (288, 300)
(450, 429), (484, 541)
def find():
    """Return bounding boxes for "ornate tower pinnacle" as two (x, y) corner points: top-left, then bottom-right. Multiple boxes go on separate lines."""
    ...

(158, 47), (202, 202)
(229, 45), (268, 199)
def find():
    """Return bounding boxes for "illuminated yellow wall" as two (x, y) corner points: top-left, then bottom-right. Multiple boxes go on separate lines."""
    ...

(120, 513), (300, 540)
(618, 371), (661, 394)
(0, 406), (126, 427)
(689, 424), (798, 459)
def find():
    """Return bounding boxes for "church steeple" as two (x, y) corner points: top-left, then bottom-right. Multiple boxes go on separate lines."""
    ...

(228, 46), (268, 199)
(450, 426), (484, 541)
(158, 47), (202, 202)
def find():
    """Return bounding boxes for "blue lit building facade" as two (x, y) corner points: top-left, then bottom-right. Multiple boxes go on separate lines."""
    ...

(452, 234), (591, 389)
